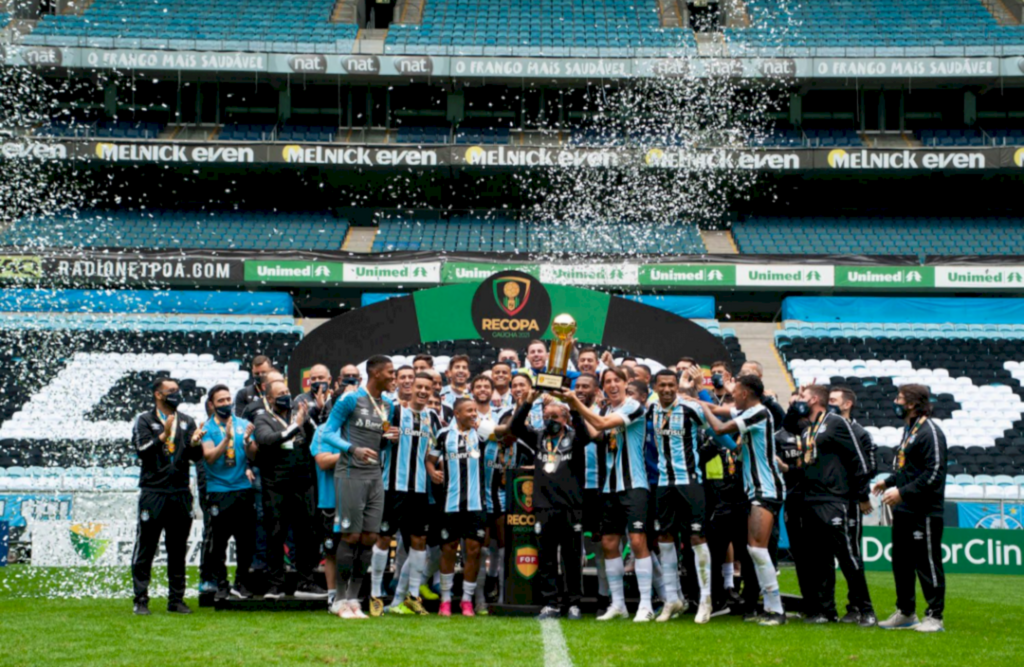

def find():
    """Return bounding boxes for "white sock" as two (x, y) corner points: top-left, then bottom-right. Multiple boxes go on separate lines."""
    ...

(370, 545), (389, 598)
(693, 543), (711, 602)
(594, 547), (609, 597)
(722, 562), (734, 590)
(440, 572), (454, 603)
(393, 537), (408, 584)
(651, 552), (667, 603)
(488, 547), (503, 578)
(407, 549), (426, 598)
(605, 556), (625, 609)
(635, 556), (654, 610)
(390, 556), (411, 604)
(462, 579), (477, 604)
(748, 545), (783, 614)
(658, 542), (680, 604)
(425, 546), (441, 587)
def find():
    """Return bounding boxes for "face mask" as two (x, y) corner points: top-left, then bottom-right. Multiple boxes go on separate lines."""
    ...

(544, 419), (563, 436)
(893, 403), (907, 419)
(215, 405), (232, 419)
(506, 362), (518, 373)
(164, 392), (183, 408)
(275, 395), (293, 411)
(311, 381), (329, 395)
(791, 401), (810, 417)
(711, 373), (724, 389)
(341, 377), (359, 386)
(826, 405), (842, 416)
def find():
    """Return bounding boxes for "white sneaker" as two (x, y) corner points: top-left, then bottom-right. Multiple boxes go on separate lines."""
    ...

(656, 600), (685, 622)
(695, 598), (713, 625)
(633, 606), (656, 623)
(334, 601), (354, 619)
(596, 605), (630, 621)
(915, 616), (945, 633)
(878, 610), (920, 630)
(349, 601), (369, 619)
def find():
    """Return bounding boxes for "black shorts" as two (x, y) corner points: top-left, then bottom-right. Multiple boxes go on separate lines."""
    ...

(656, 484), (707, 539)
(582, 489), (603, 537)
(438, 510), (488, 544)
(380, 491), (429, 538)
(749, 496), (782, 518)
(426, 502), (444, 547)
(319, 508), (339, 553)
(600, 488), (649, 535)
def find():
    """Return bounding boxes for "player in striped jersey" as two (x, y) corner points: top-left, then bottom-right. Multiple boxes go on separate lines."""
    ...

(700, 374), (788, 626)
(371, 373), (440, 616)
(561, 367), (654, 623)
(439, 355), (471, 408)
(490, 361), (516, 412)
(426, 398), (488, 617)
(648, 369), (722, 624)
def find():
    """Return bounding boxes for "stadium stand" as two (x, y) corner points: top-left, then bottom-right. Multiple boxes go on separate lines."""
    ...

(0, 210), (350, 251)
(733, 216), (1024, 256)
(217, 123), (278, 142)
(372, 216), (706, 254)
(918, 127), (1024, 147)
(727, 0), (1024, 51)
(37, 119), (164, 140)
(0, 312), (301, 469)
(384, 0), (697, 56)
(0, 12), (11, 29)
(21, 0), (359, 52)
(776, 322), (1024, 487)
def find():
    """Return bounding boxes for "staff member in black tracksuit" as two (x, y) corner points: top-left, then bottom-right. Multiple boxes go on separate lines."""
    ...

(793, 385), (875, 626)
(131, 378), (204, 616)
(234, 355), (273, 417)
(252, 379), (327, 601)
(829, 385), (878, 623)
(874, 383), (947, 633)
(242, 370), (283, 423)
(511, 391), (590, 621)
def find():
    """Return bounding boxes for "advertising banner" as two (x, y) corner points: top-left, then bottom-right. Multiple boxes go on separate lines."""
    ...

(957, 502), (1023, 530)
(32, 520), (217, 567)
(8, 46), (1023, 81)
(861, 525), (1024, 575)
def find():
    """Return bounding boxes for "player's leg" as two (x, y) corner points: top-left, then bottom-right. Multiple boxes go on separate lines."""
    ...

(131, 491), (164, 613)
(748, 502), (785, 625)
(655, 486), (684, 622)
(684, 485), (712, 623)
(597, 492), (629, 620)
(626, 490), (654, 622)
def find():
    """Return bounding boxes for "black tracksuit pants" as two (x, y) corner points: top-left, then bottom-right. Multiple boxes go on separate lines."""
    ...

(132, 489), (193, 605)
(803, 500), (873, 618)
(204, 489), (256, 590)
(893, 511), (945, 620)
(536, 507), (584, 608)
(263, 482), (317, 590)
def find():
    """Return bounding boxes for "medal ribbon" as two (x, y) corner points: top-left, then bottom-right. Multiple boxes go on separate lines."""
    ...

(896, 415), (926, 471)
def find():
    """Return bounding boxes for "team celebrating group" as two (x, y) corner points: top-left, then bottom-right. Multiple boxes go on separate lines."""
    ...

(129, 339), (948, 632)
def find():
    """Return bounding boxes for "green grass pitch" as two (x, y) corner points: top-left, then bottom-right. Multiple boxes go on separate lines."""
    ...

(1, 567), (1021, 666)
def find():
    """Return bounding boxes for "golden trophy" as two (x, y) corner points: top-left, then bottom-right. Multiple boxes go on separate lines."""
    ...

(536, 313), (577, 391)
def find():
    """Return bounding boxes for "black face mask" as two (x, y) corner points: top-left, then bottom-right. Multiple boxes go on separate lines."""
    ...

(544, 419), (563, 437)
(826, 405), (842, 416)
(164, 392), (183, 409)
(341, 377), (359, 387)
(894, 403), (908, 419)
(311, 381), (329, 395)
(215, 405), (232, 419)
(711, 373), (724, 389)
(790, 401), (810, 417)
(275, 395), (293, 411)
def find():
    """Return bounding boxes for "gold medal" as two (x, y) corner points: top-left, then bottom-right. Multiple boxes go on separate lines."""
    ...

(544, 462), (556, 474)
(381, 420), (390, 432)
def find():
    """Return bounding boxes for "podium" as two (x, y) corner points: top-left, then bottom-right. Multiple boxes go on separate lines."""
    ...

(490, 468), (542, 616)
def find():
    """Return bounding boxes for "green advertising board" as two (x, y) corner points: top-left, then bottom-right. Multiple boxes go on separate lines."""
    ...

(243, 259), (345, 283)
(441, 261), (539, 283)
(861, 525), (1024, 575)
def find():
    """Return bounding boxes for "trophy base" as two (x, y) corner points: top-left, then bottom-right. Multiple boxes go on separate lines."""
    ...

(536, 373), (569, 391)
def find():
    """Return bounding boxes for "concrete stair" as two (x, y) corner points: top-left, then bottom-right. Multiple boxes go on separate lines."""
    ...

(701, 230), (738, 254)
(980, 0), (1021, 25)
(342, 227), (378, 253)
(730, 322), (794, 402)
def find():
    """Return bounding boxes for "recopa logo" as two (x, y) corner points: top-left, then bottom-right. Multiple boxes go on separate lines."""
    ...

(70, 522), (109, 562)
